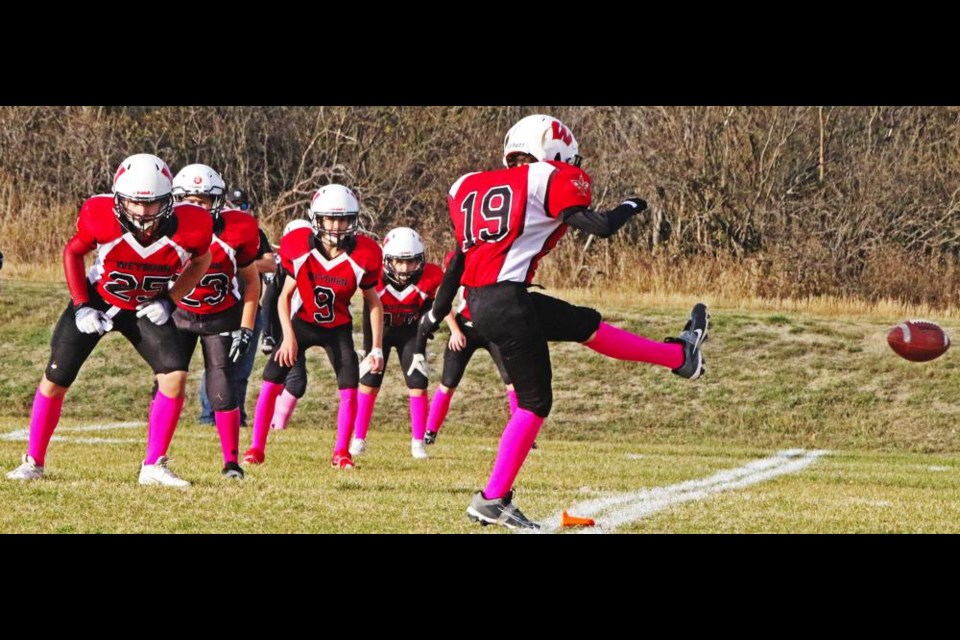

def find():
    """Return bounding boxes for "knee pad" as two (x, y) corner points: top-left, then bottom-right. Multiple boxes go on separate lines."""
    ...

(515, 388), (552, 418)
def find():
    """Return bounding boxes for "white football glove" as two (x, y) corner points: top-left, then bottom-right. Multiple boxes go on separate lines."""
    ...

(74, 305), (113, 335)
(359, 347), (383, 378)
(406, 353), (429, 379)
(135, 298), (174, 325)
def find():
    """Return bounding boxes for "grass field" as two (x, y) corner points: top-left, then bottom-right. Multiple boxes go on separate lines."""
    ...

(2, 275), (959, 533)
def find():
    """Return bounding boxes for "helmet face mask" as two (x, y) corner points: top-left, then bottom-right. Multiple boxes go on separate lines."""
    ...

(382, 227), (425, 286)
(385, 256), (424, 286)
(112, 153), (175, 243)
(171, 164), (226, 219)
(114, 194), (173, 241)
(314, 213), (359, 248)
(503, 114), (581, 168)
(309, 184), (360, 249)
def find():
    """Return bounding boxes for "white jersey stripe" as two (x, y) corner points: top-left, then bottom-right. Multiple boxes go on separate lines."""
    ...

(497, 162), (563, 283)
(87, 236), (125, 285)
(345, 253), (367, 285)
(449, 172), (480, 197)
(213, 236), (241, 303)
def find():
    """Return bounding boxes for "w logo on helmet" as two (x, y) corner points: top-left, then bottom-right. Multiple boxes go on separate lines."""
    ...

(552, 121), (573, 145)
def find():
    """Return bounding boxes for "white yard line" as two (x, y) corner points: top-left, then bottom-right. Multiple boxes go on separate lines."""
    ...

(1, 421), (145, 444)
(539, 449), (829, 533)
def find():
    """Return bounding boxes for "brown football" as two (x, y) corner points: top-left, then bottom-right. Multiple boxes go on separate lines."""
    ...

(887, 320), (951, 362)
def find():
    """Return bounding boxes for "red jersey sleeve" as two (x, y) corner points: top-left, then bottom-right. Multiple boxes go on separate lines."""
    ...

(354, 236), (383, 289)
(65, 197), (112, 305)
(226, 212), (261, 267)
(279, 228), (310, 273)
(175, 204), (214, 257)
(73, 199), (102, 252)
(545, 162), (593, 218)
(419, 263), (444, 298)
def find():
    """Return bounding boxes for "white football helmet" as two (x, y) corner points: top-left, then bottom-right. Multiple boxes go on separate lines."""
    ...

(172, 164), (227, 218)
(112, 153), (175, 240)
(309, 184), (359, 248)
(382, 227), (425, 286)
(502, 114), (581, 167)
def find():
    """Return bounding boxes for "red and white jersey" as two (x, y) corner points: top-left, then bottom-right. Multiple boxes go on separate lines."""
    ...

(74, 195), (212, 310)
(378, 263), (443, 328)
(176, 209), (261, 315)
(448, 160), (591, 287)
(280, 227), (382, 329)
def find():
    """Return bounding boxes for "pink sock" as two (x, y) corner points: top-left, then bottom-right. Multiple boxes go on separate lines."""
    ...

(145, 391), (185, 465)
(353, 390), (377, 440)
(427, 387), (453, 434)
(214, 408), (241, 464)
(251, 381), (284, 452)
(483, 408), (544, 500)
(586, 321), (684, 369)
(334, 388), (358, 453)
(507, 389), (518, 415)
(270, 390), (299, 430)
(409, 394), (428, 440)
(27, 389), (64, 467)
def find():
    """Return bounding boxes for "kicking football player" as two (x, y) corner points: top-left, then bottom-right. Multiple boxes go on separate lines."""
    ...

(419, 115), (710, 529)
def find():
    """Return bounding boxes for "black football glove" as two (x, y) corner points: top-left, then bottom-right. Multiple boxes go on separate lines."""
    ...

(229, 327), (254, 363)
(418, 310), (442, 342)
(622, 197), (650, 225)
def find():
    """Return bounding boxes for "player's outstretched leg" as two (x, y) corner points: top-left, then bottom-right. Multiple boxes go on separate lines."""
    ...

(666, 303), (710, 380)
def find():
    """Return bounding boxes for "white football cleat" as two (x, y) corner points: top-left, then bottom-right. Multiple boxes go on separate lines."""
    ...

(411, 439), (429, 460)
(6, 454), (44, 481)
(349, 438), (367, 456)
(139, 456), (190, 487)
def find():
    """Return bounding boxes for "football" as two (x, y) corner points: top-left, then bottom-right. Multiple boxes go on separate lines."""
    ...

(887, 320), (951, 362)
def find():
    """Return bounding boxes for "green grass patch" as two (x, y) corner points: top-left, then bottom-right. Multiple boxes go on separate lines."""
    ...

(2, 279), (959, 532)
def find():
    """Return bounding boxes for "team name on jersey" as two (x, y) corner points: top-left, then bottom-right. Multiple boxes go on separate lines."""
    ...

(114, 261), (176, 273)
(308, 272), (349, 287)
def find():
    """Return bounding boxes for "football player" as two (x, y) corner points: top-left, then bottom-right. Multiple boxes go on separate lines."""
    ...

(243, 185), (384, 470)
(348, 227), (443, 459)
(7, 154), (213, 486)
(170, 164), (262, 480)
(419, 115), (710, 528)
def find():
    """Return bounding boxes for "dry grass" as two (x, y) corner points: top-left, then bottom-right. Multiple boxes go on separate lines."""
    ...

(6, 106), (960, 307)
